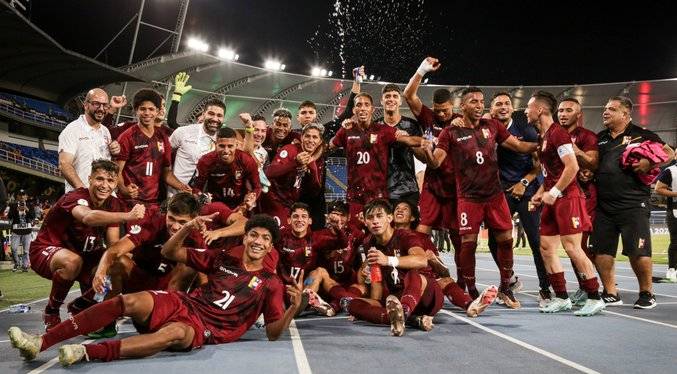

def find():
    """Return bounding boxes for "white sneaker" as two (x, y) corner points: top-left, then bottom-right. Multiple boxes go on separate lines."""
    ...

(59, 344), (88, 366)
(539, 297), (572, 313)
(666, 268), (677, 283)
(570, 288), (588, 307)
(385, 295), (405, 337)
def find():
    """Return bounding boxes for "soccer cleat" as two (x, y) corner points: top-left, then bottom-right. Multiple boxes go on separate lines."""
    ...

(385, 295), (405, 337)
(8, 327), (42, 361)
(466, 285), (498, 318)
(87, 322), (118, 339)
(305, 289), (336, 317)
(411, 315), (434, 331)
(633, 291), (657, 309)
(497, 289), (521, 309)
(43, 312), (61, 332)
(509, 276), (523, 293)
(538, 289), (552, 309)
(539, 297), (572, 313)
(59, 344), (88, 366)
(601, 292), (623, 306)
(574, 299), (605, 316)
(666, 268), (677, 283)
(570, 288), (588, 307)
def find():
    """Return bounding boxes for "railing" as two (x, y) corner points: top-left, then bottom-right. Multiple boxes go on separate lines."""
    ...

(0, 102), (68, 130)
(0, 148), (61, 177)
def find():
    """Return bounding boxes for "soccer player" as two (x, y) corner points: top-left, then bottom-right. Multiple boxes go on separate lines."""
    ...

(329, 93), (423, 229)
(526, 91), (604, 316)
(557, 97), (599, 306)
(260, 123), (324, 226)
(346, 199), (442, 336)
(191, 126), (262, 210)
(276, 203), (321, 290)
(391, 200), (497, 317)
(8, 214), (303, 366)
(114, 89), (190, 207)
(423, 87), (537, 307)
(262, 108), (300, 161)
(28, 160), (145, 330)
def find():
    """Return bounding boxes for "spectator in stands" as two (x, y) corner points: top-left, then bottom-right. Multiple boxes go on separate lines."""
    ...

(58, 88), (117, 193)
(168, 98), (225, 196)
(7, 189), (35, 272)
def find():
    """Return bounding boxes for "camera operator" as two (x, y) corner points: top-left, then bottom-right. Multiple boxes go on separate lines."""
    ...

(8, 190), (35, 272)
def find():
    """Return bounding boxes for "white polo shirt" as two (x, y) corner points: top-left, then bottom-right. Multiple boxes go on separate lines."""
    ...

(58, 115), (112, 192)
(169, 123), (217, 184)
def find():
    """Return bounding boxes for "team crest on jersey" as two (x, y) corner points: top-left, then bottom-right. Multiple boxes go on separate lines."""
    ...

(129, 225), (142, 234)
(541, 140), (547, 151)
(482, 128), (491, 139)
(571, 217), (580, 229)
(304, 246), (312, 257)
(370, 134), (378, 144)
(157, 141), (164, 153)
(248, 276), (263, 290)
(235, 170), (242, 179)
(280, 150), (288, 158)
(77, 199), (89, 207)
(622, 136), (632, 145)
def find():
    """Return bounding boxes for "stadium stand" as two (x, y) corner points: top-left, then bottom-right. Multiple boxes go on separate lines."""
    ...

(0, 92), (73, 130)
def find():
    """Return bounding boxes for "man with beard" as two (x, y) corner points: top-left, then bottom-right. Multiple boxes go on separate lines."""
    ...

(169, 99), (226, 196)
(240, 113), (272, 192)
(191, 127), (261, 210)
(58, 88), (118, 193)
(259, 123), (324, 226)
(262, 108), (300, 161)
(28, 160), (145, 330)
(114, 89), (190, 208)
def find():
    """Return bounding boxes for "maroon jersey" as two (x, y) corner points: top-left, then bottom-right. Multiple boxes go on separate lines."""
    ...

(408, 230), (437, 278)
(32, 188), (125, 257)
(313, 228), (357, 285)
(225, 245), (279, 274)
(114, 124), (172, 205)
(539, 123), (581, 196)
(331, 123), (397, 204)
(192, 149), (261, 209)
(438, 119), (511, 201)
(126, 209), (205, 277)
(277, 228), (323, 285)
(265, 143), (322, 207)
(103, 117), (173, 140)
(416, 105), (457, 198)
(569, 126), (598, 154)
(262, 128), (301, 162)
(182, 248), (285, 344)
(200, 202), (239, 250)
(363, 229), (425, 294)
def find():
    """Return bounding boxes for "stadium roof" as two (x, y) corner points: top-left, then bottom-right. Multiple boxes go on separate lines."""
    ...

(108, 51), (677, 145)
(0, 2), (143, 105)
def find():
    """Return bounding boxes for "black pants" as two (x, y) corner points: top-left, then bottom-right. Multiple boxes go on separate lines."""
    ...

(668, 212), (677, 269)
(488, 192), (550, 291)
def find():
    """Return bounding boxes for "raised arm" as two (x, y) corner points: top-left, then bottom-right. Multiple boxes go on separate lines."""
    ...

(72, 203), (144, 227)
(403, 57), (440, 117)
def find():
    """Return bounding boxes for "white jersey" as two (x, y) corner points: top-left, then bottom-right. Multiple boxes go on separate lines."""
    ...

(58, 115), (112, 192)
(169, 123), (217, 184)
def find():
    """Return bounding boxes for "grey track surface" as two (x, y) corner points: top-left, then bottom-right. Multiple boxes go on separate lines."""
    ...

(1, 253), (676, 373)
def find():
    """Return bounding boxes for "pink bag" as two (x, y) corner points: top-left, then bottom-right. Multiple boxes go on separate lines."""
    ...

(620, 141), (669, 185)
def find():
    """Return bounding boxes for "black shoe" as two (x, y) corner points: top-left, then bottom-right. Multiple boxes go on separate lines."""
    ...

(633, 291), (656, 309)
(601, 292), (623, 306)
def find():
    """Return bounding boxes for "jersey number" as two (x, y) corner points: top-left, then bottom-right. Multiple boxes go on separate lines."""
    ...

(475, 151), (484, 165)
(357, 151), (371, 165)
(157, 263), (168, 273)
(460, 212), (468, 227)
(223, 187), (235, 197)
(290, 266), (302, 281)
(333, 260), (344, 274)
(145, 162), (153, 176)
(213, 290), (236, 310)
(82, 236), (96, 253)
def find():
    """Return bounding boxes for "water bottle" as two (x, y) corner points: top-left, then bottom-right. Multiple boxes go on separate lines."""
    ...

(94, 275), (112, 302)
(8, 304), (31, 313)
(353, 67), (364, 83)
(366, 247), (382, 283)
(358, 245), (371, 284)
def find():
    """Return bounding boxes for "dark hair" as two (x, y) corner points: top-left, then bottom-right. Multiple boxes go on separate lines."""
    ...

(203, 98), (226, 113)
(531, 90), (557, 114)
(167, 192), (200, 217)
(327, 200), (348, 215)
(217, 126), (237, 139)
(354, 92), (374, 105)
(298, 100), (316, 110)
(245, 214), (280, 243)
(363, 198), (393, 216)
(132, 89), (162, 110)
(560, 97), (581, 105)
(289, 202), (311, 216)
(251, 114), (266, 122)
(609, 96), (633, 111)
(393, 199), (419, 229)
(91, 159), (119, 175)
(381, 84), (401, 95)
(432, 89), (452, 104)
(491, 91), (512, 103)
(461, 87), (483, 102)
(273, 108), (292, 119)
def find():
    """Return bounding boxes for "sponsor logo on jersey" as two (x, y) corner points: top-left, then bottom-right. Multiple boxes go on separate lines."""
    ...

(211, 173), (226, 177)
(281, 247), (295, 253)
(457, 135), (472, 142)
(78, 137), (90, 141)
(347, 136), (361, 140)
(77, 199), (89, 207)
(129, 224), (141, 234)
(248, 276), (263, 290)
(134, 144), (149, 149)
(280, 150), (288, 158)
(219, 266), (239, 277)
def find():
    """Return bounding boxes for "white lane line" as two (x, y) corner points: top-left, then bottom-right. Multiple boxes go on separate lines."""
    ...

(289, 320), (312, 374)
(438, 310), (600, 374)
(28, 338), (94, 374)
(0, 289), (80, 313)
(294, 316), (349, 323)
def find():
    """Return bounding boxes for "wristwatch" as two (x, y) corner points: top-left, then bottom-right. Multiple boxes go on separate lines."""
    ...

(520, 178), (529, 187)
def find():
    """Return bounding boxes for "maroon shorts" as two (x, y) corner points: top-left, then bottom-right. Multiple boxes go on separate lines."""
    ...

(457, 194), (512, 235)
(29, 244), (98, 281)
(137, 290), (207, 349)
(124, 265), (173, 293)
(540, 195), (592, 236)
(419, 189), (457, 230)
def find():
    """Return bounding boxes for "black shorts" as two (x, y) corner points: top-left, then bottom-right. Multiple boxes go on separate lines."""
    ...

(590, 207), (651, 257)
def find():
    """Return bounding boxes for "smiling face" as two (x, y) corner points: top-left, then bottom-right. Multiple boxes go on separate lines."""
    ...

(243, 227), (274, 261)
(136, 100), (159, 127)
(165, 211), (194, 236)
(84, 89), (109, 123)
(288, 208), (311, 237)
(272, 117), (292, 141)
(88, 169), (117, 204)
(216, 137), (238, 164)
(392, 202), (415, 228)
(202, 105), (225, 134)
(252, 119), (268, 146)
(602, 99), (631, 128)
(353, 95), (374, 126)
(490, 94), (514, 123)
(301, 128), (321, 153)
(381, 90), (402, 114)
(461, 91), (485, 123)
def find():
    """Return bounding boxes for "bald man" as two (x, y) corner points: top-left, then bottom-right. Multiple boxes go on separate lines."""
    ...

(59, 88), (120, 192)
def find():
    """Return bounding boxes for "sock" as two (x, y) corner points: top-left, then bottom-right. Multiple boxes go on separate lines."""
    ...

(41, 295), (125, 352)
(548, 272), (568, 299)
(84, 340), (121, 362)
(346, 298), (388, 324)
(399, 272), (423, 318)
(459, 241), (478, 296)
(496, 239), (514, 290)
(443, 282), (472, 310)
(581, 277), (601, 300)
(46, 273), (75, 314)
(450, 231), (464, 290)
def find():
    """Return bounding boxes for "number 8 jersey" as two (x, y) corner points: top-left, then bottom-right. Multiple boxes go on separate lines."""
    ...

(437, 119), (511, 201)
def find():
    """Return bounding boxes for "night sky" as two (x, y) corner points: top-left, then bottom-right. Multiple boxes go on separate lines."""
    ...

(26, 0), (677, 86)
